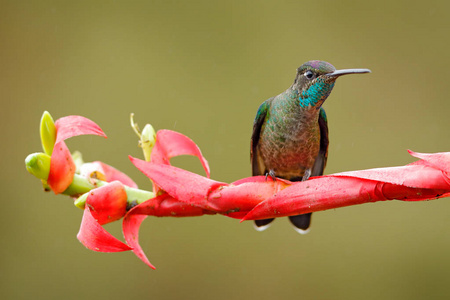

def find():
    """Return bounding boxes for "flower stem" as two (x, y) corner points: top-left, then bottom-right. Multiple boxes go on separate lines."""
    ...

(26, 152), (155, 208)
(125, 187), (154, 205)
(62, 174), (108, 197)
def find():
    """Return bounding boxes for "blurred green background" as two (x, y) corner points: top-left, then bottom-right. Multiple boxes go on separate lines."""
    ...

(2, 1), (450, 299)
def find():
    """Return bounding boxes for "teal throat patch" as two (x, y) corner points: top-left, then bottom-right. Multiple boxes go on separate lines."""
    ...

(299, 81), (335, 107)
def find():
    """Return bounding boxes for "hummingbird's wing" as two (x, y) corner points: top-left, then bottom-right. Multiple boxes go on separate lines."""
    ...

(288, 108), (328, 234)
(311, 107), (329, 177)
(250, 98), (273, 176)
(251, 98), (275, 231)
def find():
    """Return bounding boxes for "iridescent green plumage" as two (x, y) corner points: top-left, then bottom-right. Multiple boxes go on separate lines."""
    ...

(251, 60), (370, 232)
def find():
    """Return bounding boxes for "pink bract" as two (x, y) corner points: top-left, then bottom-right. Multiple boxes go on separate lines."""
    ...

(47, 141), (76, 194)
(77, 206), (132, 252)
(86, 181), (128, 225)
(54, 115), (106, 144)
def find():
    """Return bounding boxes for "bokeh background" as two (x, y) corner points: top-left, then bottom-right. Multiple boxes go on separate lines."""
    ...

(2, 1), (450, 299)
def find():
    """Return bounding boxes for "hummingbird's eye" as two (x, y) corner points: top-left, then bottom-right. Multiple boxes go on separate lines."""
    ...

(304, 70), (314, 80)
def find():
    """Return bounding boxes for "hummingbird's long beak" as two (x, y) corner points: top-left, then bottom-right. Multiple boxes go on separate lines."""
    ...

(326, 69), (371, 77)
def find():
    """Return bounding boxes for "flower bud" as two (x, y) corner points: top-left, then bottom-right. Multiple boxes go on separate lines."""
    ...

(40, 111), (56, 155)
(141, 124), (157, 162)
(25, 152), (51, 180)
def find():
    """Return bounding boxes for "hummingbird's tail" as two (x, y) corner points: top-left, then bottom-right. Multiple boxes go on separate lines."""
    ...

(253, 214), (312, 233)
(288, 213), (312, 234)
(253, 218), (274, 231)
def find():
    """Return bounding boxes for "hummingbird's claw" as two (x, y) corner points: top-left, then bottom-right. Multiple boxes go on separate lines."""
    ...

(302, 168), (312, 181)
(265, 170), (277, 181)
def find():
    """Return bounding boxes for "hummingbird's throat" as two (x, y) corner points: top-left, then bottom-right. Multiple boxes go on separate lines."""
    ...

(298, 81), (335, 108)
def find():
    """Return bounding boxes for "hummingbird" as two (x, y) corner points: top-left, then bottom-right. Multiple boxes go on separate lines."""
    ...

(250, 60), (370, 233)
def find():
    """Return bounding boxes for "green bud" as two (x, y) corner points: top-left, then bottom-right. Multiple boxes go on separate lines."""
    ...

(130, 113), (157, 162)
(40, 111), (56, 155)
(25, 152), (51, 180)
(141, 124), (157, 162)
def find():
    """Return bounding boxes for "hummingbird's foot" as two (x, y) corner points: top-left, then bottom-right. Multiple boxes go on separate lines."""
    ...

(302, 168), (312, 181)
(265, 170), (277, 181)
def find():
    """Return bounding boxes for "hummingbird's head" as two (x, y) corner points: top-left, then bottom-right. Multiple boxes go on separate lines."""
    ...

(293, 60), (371, 108)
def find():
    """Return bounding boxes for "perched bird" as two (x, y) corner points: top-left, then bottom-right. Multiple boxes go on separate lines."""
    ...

(251, 60), (370, 233)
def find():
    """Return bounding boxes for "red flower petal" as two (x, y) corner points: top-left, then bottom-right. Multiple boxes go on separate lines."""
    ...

(379, 182), (450, 202)
(408, 150), (450, 174)
(151, 130), (210, 177)
(207, 176), (291, 216)
(55, 115), (106, 144)
(86, 181), (128, 225)
(128, 193), (212, 217)
(123, 214), (154, 269)
(130, 157), (226, 209)
(332, 164), (449, 189)
(77, 206), (132, 252)
(47, 141), (76, 194)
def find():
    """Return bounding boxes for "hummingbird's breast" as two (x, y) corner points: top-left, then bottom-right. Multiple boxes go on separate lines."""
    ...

(258, 94), (320, 179)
